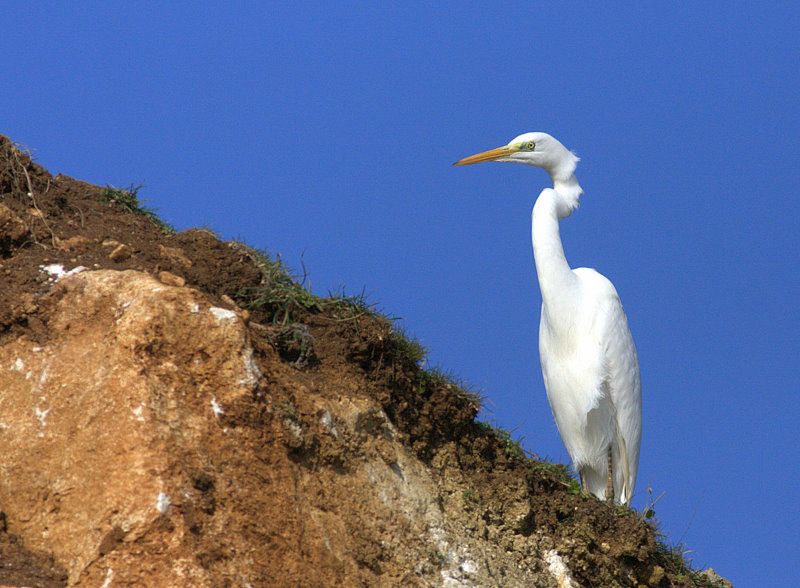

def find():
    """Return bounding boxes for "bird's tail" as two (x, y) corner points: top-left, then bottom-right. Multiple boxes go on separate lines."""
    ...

(613, 421), (632, 504)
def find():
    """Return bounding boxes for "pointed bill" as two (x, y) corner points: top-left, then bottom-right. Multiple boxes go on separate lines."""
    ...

(452, 145), (516, 166)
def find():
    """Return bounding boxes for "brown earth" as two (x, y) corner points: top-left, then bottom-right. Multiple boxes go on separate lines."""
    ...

(0, 136), (730, 587)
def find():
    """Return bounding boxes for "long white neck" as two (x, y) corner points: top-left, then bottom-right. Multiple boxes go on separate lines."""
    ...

(532, 174), (583, 318)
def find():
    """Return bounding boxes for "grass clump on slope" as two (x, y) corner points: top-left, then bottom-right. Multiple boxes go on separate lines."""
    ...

(236, 247), (377, 325)
(102, 185), (176, 235)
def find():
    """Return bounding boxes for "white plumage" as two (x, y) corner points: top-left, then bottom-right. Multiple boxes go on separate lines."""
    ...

(455, 132), (641, 504)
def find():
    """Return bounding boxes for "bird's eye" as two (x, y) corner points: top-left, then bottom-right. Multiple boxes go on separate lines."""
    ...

(526, 141), (535, 151)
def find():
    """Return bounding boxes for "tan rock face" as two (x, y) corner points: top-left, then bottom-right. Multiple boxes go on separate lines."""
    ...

(0, 269), (563, 587)
(0, 270), (260, 585)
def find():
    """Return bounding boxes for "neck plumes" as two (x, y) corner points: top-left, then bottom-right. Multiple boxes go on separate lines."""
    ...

(532, 173), (583, 314)
(552, 174), (583, 216)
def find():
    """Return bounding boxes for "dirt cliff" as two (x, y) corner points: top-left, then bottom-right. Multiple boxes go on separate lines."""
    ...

(0, 136), (729, 587)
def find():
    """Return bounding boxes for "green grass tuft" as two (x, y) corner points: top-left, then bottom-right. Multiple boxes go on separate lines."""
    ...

(102, 184), (175, 234)
(462, 489), (477, 503)
(387, 329), (427, 365)
(654, 536), (728, 587)
(531, 460), (582, 495)
(476, 421), (526, 460)
(425, 366), (468, 390)
(324, 286), (380, 323)
(237, 248), (381, 325)
(236, 248), (320, 324)
(409, 366), (482, 412)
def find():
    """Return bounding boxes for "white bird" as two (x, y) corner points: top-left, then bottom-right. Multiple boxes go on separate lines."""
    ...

(454, 132), (641, 505)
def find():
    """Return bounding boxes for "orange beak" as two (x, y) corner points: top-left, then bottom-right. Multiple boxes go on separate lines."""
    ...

(452, 145), (516, 166)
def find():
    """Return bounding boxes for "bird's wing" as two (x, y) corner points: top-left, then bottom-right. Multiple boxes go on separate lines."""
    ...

(573, 267), (642, 502)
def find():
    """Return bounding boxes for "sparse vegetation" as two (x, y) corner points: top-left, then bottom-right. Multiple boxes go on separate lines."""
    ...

(237, 248), (320, 323)
(640, 484), (666, 521)
(102, 184), (175, 234)
(655, 539), (724, 587)
(237, 247), (379, 325)
(325, 286), (377, 320)
(414, 366), (466, 395)
(495, 427), (526, 460)
(475, 421), (527, 460)
(531, 460), (583, 495)
(386, 328), (427, 366)
(2, 141), (58, 247)
(423, 366), (469, 392)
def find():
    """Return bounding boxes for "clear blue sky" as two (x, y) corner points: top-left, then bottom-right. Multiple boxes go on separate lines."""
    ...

(4, 4), (798, 585)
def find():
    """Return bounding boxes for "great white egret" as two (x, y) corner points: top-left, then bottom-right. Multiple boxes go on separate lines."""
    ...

(454, 132), (641, 505)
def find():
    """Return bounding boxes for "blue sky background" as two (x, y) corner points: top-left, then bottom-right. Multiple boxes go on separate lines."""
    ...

(3, 3), (798, 584)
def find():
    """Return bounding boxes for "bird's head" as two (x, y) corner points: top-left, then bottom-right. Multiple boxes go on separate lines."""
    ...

(453, 132), (579, 182)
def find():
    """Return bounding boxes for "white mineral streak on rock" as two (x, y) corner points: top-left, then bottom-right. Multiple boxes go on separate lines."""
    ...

(40, 264), (88, 282)
(132, 404), (145, 422)
(240, 346), (261, 386)
(544, 549), (576, 588)
(64, 265), (88, 278)
(41, 264), (66, 279)
(439, 544), (480, 587)
(209, 306), (237, 322)
(100, 567), (114, 588)
(210, 397), (225, 417)
(34, 406), (50, 436)
(155, 492), (171, 514)
(319, 410), (338, 438)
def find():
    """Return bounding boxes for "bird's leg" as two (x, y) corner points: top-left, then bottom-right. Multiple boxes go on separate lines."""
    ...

(579, 469), (587, 492)
(605, 445), (614, 504)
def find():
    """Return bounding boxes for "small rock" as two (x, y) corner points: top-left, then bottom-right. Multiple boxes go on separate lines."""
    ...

(158, 271), (185, 287)
(698, 568), (732, 588)
(158, 244), (193, 267)
(108, 243), (132, 262)
(101, 239), (121, 248)
(58, 235), (93, 253)
(647, 564), (665, 586)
